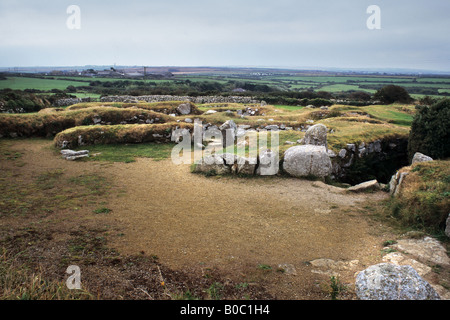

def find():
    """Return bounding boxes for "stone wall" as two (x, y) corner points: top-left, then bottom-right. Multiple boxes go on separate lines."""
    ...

(99, 95), (262, 105)
(53, 97), (93, 107)
(330, 138), (409, 184)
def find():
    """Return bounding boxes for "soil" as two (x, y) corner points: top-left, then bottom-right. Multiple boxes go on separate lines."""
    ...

(0, 139), (401, 300)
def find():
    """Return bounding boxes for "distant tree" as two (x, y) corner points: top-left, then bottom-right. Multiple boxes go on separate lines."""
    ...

(407, 98), (450, 160)
(66, 85), (77, 93)
(374, 85), (413, 104)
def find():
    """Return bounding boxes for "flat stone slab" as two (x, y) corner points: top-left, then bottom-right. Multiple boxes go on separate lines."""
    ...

(61, 150), (89, 161)
(347, 179), (380, 192)
(391, 237), (450, 266)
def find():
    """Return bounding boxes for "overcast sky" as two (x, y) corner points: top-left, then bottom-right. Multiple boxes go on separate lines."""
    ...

(1, 0), (449, 71)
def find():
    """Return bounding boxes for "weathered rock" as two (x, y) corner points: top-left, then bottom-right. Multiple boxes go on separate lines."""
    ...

(232, 156), (257, 175)
(346, 180), (380, 192)
(204, 109), (217, 115)
(412, 152), (433, 164)
(265, 125), (279, 130)
(61, 149), (89, 161)
(391, 237), (450, 266)
(283, 145), (332, 178)
(176, 103), (192, 115)
(219, 120), (237, 148)
(256, 149), (279, 176)
(382, 252), (432, 277)
(389, 171), (409, 196)
(346, 144), (356, 152)
(309, 258), (359, 277)
(302, 124), (328, 149)
(278, 264), (297, 276)
(193, 154), (231, 175)
(355, 263), (440, 300)
(446, 214), (450, 238)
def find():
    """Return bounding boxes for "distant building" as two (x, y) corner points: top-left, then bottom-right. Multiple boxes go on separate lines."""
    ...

(124, 72), (144, 77)
(232, 88), (246, 93)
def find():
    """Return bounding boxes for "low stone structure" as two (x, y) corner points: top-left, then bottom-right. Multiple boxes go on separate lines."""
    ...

(98, 95), (262, 105)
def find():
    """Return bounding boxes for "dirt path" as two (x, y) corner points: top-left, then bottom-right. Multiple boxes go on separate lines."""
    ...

(5, 139), (396, 299)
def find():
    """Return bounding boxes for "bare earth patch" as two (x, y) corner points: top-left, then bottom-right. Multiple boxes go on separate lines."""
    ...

(1, 139), (402, 299)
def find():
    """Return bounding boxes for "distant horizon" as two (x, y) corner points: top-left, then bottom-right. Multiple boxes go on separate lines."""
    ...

(1, 1), (449, 73)
(2, 64), (450, 75)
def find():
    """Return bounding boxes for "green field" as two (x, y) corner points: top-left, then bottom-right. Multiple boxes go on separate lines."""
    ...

(0, 77), (85, 91)
(1, 72), (450, 99)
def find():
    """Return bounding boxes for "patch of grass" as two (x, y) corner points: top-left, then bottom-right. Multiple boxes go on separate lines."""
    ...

(80, 142), (176, 163)
(206, 282), (224, 300)
(68, 174), (107, 196)
(0, 249), (93, 300)
(171, 290), (200, 300)
(257, 264), (272, 271)
(93, 207), (112, 214)
(386, 160), (450, 235)
(328, 276), (346, 300)
(35, 169), (65, 190)
(382, 240), (397, 246)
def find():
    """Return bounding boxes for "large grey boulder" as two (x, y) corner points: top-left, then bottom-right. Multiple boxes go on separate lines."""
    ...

(302, 124), (328, 150)
(283, 145), (332, 178)
(412, 152), (433, 164)
(355, 263), (440, 300)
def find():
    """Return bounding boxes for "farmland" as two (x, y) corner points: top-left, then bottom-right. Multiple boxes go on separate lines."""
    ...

(1, 68), (450, 101)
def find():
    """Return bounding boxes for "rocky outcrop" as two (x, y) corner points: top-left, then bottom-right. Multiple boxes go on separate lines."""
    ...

(355, 263), (440, 300)
(282, 145), (332, 178)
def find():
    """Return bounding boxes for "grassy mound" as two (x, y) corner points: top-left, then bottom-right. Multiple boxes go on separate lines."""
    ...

(388, 160), (450, 235)
(66, 101), (202, 115)
(0, 107), (170, 137)
(54, 123), (194, 148)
